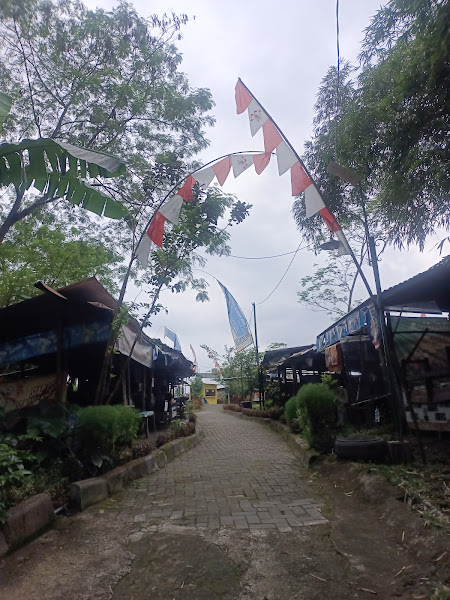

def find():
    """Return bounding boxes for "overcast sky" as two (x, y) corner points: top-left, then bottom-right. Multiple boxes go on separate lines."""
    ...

(87, 0), (446, 372)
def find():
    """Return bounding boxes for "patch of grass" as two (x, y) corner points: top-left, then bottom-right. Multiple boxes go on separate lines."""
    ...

(359, 462), (450, 532)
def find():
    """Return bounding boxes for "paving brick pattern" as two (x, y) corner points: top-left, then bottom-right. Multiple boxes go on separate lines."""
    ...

(118, 406), (327, 531)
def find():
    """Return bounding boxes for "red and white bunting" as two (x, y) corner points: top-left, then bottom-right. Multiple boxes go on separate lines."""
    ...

(336, 230), (352, 256)
(247, 98), (269, 137)
(235, 80), (253, 114)
(232, 154), (254, 178)
(148, 211), (165, 247)
(212, 156), (232, 186)
(254, 152), (271, 175)
(159, 194), (184, 225)
(291, 162), (312, 196)
(262, 120), (283, 153)
(276, 140), (297, 176)
(304, 183), (325, 217)
(136, 232), (152, 268)
(319, 207), (340, 233)
(177, 175), (195, 201)
(193, 166), (215, 188)
(135, 211), (166, 266)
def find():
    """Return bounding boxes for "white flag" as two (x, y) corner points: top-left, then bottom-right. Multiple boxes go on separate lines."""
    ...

(232, 154), (254, 178)
(159, 194), (183, 225)
(336, 230), (352, 255)
(276, 140), (297, 175)
(304, 183), (326, 218)
(247, 98), (268, 137)
(193, 166), (215, 188)
(136, 232), (152, 268)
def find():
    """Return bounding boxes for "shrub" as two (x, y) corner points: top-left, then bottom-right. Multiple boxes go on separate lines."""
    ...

(132, 441), (154, 459)
(296, 383), (337, 453)
(0, 434), (36, 523)
(222, 404), (242, 412)
(284, 396), (299, 425)
(268, 406), (283, 421)
(76, 405), (141, 455)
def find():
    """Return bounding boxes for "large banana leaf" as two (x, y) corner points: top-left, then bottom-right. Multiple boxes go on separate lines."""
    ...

(0, 138), (127, 219)
(0, 92), (12, 131)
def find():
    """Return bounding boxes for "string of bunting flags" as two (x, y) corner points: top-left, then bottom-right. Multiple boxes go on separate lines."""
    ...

(234, 78), (351, 255)
(136, 78), (351, 267)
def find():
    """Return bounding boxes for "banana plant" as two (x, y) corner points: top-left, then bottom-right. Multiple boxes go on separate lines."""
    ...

(0, 92), (127, 243)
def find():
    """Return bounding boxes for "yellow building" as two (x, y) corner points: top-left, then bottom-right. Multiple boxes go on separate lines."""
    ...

(202, 381), (218, 404)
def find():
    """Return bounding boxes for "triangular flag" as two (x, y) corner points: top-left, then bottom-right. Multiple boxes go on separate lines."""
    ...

(159, 194), (184, 225)
(148, 211), (165, 247)
(291, 162), (312, 196)
(254, 152), (271, 175)
(276, 140), (297, 175)
(193, 166), (215, 188)
(232, 154), (254, 178)
(213, 156), (232, 186)
(136, 232), (152, 268)
(235, 80), (253, 114)
(319, 207), (341, 232)
(336, 230), (352, 255)
(177, 175), (195, 201)
(304, 183), (325, 217)
(262, 120), (282, 153)
(247, 98), (269, 137)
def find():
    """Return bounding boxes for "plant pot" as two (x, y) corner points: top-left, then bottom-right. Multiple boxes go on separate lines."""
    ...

(334, 437), (388, 462)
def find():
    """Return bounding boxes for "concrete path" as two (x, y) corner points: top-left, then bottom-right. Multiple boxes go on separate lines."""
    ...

(122, 405), (327, 532)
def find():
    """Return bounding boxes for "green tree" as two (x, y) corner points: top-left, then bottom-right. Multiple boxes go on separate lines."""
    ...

(293, 0), (449, 250)
(189, 376), (204, 401)
(0, 0), (216, 293)
(215, 347), (258, 401)
(297, 254), (364, 319)
(0, 210), (123, 307)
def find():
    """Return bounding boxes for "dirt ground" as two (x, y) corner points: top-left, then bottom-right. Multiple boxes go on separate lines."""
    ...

(0, 455), (448, 600)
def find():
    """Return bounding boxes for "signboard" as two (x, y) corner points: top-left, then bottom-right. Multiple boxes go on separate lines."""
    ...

(0, 373), (64, 413)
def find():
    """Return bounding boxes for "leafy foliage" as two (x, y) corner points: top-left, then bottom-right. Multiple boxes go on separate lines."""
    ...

(296, 383), (337, 452)
(294, 0), (450, 250)
(284, 396), (299, 425)
(213, 347), (258, 401)
(298, 254), (363, 319)
(76, 405), (141, 455)
(0, 434), (35, 524)
(189, 376), (204, 401)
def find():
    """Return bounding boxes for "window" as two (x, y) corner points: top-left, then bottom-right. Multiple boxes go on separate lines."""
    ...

(205, 388), (216, 397)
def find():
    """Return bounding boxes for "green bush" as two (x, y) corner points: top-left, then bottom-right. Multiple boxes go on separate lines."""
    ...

(296, 383), (337, 453)
(76, 405), (141, 455)
(284, 395), (299, 425)
(0, 434), (36, 524)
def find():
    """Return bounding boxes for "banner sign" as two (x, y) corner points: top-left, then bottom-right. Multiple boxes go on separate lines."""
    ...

(316, 302), (381, 351)
(164, 327), (182, 352)
(0, 373), (64, 413)
(217, 281), (254, 352)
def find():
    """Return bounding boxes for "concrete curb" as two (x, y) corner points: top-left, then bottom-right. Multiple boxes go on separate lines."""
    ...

(0, 493), (54, 557)
(69, 429), (204, 511)
(0, 429), (204, 557)
(223, 410), (319, 468)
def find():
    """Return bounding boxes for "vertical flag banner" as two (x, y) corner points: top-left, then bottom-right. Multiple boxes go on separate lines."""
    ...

(164, 327), (182, 352)
(217, 281), (254, 352)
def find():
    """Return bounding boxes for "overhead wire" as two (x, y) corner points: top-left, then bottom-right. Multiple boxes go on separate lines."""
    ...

(255, 241), (307, 306)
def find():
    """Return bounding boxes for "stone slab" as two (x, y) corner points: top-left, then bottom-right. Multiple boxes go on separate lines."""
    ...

(3, 493), (53, 549)
(70, 477), (108, 511)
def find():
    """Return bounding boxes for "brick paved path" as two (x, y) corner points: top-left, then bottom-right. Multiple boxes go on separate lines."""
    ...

(120, 406), (327, 532)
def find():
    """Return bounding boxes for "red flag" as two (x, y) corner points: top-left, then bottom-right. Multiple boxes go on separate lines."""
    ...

(213, 156), (232, 186)
(290, 162), (312, 196)
(235, 80), (253, 114)
(254, 152), (271, 175)
(319, 207), (341, 232)
(262, 120), (282, 153)
(147, 211), (165, 247)
(177, 175), (195, 201)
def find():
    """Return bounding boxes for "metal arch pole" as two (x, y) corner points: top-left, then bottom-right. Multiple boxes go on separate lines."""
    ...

(252, 302), (265, 408)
